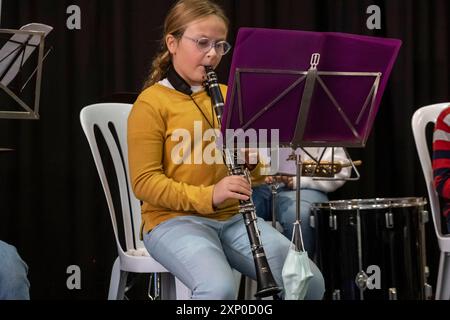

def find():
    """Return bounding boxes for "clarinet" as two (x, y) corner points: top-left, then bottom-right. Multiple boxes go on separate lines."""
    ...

(204, 66), (281, 298)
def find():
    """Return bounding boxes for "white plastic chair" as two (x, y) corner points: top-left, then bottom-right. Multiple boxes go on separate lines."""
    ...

(80, 103), (191, 300)
(412, 102), (450, 300)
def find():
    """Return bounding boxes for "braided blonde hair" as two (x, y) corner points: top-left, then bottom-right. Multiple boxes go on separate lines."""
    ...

(142, 0), (229, 90)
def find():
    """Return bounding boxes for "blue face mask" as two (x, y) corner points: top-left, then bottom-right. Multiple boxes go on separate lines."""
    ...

(282, 222), (313, 300)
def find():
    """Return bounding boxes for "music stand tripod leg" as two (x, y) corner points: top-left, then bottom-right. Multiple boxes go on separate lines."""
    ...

(293, 153), (304, 252)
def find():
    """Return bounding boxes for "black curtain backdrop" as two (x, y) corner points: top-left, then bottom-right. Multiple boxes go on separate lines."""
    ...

(0, 0), (448, 299)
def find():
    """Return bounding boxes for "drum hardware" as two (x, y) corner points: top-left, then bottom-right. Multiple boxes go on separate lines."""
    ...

(385, 211), (394, 228)
(424, 265), (430, 278)
(420, 214), (431, 300)
(356, 209), (364, 299)
(423, 267), (432, 299)
(389, 288), (397, 300)
(332, 289), (341, 300)
(424, 283), (433, 300)
(421, 210), (429, 224)
(309, 214), (315, 228)
(329, 215), (338, 230)
(355, 271), (369, 290)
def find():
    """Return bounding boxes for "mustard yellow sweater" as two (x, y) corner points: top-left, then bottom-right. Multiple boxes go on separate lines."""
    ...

(128, 83), (253, 234)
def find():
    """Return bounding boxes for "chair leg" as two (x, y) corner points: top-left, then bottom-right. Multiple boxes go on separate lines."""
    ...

(175, 277), (192, 300)
(245, 276), (257, 300)
(108, 258), (128, 300)
(436, 252), (450, 300)
(159, 272), (176, 300)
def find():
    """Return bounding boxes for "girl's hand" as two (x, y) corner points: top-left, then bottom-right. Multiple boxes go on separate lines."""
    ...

(213, 175), (252, 207)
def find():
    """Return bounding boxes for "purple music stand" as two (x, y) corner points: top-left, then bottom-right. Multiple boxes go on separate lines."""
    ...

(223, 27), (401, 148)
(222, 27), (402, 251)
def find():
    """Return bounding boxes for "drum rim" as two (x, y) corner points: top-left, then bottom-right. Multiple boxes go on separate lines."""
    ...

(311, 197), (427, 210)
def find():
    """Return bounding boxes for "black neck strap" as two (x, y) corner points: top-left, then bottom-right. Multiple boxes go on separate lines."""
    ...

(166, 63), (215, 129)
(166, 64), (193, 96)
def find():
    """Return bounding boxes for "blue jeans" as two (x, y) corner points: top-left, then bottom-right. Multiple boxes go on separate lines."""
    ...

(144, 214), (325, 300)
(0, 240), (30, 300)
(252, 185), (328, 257)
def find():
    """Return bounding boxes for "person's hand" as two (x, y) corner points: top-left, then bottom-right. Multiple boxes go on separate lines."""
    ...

(264, 176), (276, 184)
(213, 175), (252, 207)
(284, 176), (294, 189)
(265, 175), (295, 189)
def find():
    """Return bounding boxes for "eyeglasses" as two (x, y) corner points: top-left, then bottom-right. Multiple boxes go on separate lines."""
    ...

(182, 35), (232, 56)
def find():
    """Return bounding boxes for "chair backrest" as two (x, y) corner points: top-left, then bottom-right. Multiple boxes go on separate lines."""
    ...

(80, 103), (143, 255)
(412, 102), (450, 246)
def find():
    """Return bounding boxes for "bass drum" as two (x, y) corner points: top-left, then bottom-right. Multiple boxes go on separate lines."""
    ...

(311, 197), (432, 300)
